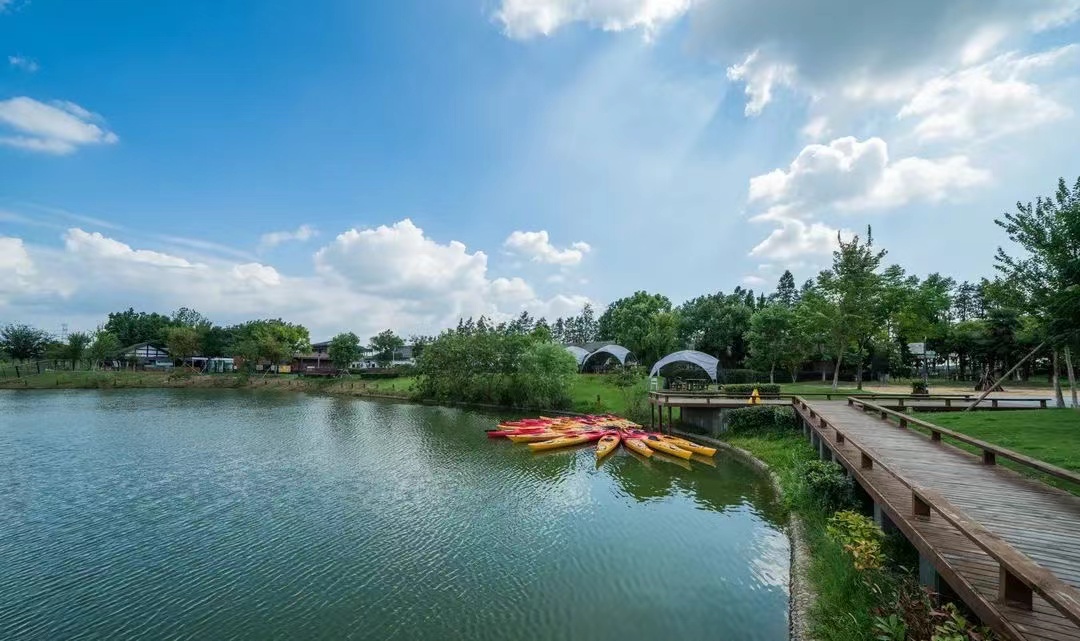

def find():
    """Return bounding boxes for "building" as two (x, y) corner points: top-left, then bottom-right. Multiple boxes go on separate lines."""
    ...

(120, 343), (171, 368)
(292, 340), (333, 371)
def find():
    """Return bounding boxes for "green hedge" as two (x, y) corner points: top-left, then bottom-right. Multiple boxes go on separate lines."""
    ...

(721, 383), (781, 395)
(725, 406), (797, 435)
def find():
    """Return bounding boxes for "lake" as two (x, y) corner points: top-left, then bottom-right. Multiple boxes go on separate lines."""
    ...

(0, 390), (789, 640)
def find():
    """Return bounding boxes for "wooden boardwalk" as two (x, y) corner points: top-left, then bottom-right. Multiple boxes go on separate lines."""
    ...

(793, 398), (1080, 641)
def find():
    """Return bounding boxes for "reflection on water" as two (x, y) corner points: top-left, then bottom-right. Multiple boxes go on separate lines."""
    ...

(0, 389), (789, 641)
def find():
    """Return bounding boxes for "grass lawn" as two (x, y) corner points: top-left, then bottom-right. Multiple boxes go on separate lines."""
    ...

(916, 409), (1080, 493)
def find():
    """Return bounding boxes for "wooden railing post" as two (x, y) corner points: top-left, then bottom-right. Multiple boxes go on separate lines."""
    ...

(983, 450), (997, 465)
(835, 431), (845, 444)
(945, 398), (952, 408)
(912, 491), (931, 520)
(999, 567), (1033, 610)
(1040, 399), (1047, 409)
(847, 398), (853, 406)
(899, 417), (909, 429)
(861, 453), (873, 469)
(931, 430), (942, 442)
(992, 399), (1000, 409)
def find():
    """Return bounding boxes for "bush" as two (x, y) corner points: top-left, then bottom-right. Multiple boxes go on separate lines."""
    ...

(720, 368), (768, 384)
(721, 383), (782, 396)
(726, 406), (798, 435)
(827, 510), (885, 571)
(911, 380), (929, 395)
(795, 459), (856, 513)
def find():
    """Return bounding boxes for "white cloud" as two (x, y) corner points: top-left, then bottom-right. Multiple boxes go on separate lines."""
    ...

(496, 0), (692, 39)
(64, 229), (194, 268)
(0, 223), (594, 338)
(800, 116), (830, 141)
(0, 97), (118, 155)
(898, 46), (1076, 143)
(726, 51), (796, 116)
(8, 55), (38, 73)
(749, 219), (844, 261)
(749, 136), (989, 217)
(504, 230), (591, 266)
(258, 224), (318, 250)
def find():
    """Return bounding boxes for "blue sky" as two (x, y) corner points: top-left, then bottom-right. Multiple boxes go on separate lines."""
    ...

(2, 0), (1080, 339)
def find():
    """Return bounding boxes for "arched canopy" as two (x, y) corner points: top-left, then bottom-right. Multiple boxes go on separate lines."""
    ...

(581, 344), (635, 369)
(649, 350), (720, 382)
(565, 345), (590, 366)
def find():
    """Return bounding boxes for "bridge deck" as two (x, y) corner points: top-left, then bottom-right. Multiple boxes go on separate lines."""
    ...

(797, 400), (1080, 641)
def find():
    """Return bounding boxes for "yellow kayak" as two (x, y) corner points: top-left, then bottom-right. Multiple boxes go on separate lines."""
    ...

(659, 435), (716, 457)
(529, 433), (591, 452)
(623, 437), (653, 458)
(595, 434), (620, 460)
(507, 431), (564, 443)
(644, 436), (693, 460)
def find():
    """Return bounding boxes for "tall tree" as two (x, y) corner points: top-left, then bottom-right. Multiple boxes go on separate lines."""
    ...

(328, 332), (361, 372)
(772, 270), (799, 307)
(597, 291), (674, 364)
(747, 304), (797, 383)
(65, 332), (91, 370)
(995, 176), (1080, 407)
(370, 330), (405, 367)
(815, 227), (888, 390)
(0, 324), (51, 362)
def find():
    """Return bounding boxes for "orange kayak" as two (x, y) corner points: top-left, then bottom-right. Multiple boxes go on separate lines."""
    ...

(529, 433), (590, 452)
(596, 434), (620, 460)
(658, 435), (716, 457)
(644, 436), (693, 460)
(507, 431), (566, 443)
(623, 437), (653, 458)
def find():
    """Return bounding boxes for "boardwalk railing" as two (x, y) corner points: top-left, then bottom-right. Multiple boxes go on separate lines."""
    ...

(649, 390), (1048, 407)
(847, 397), (1080, 488)
(792, 396), (1080, 629)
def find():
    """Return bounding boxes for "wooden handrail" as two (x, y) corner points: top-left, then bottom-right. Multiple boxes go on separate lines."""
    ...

(915, 488), (1080, 624)
(793, 396), (1080, 622)
(846, 397), (1080, 487)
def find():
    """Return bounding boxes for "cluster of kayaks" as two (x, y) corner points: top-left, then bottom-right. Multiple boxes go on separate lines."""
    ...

(487, 414), (717, 461)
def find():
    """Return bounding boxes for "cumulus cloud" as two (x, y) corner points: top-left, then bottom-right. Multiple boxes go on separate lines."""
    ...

(0, 97), (118, 155)
(258, 224), (318, 250)
(898, 46), (1076, 142)
(749, 136), (989, 218)
(8, 55), (38, 72)
(0, 223), (594, 338)
(496, 0), (692, 39)
(504, 230), (592, 266)
(749, 219), (845, 261)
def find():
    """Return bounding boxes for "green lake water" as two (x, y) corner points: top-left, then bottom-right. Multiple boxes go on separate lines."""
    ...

(0, 390), (789, 640)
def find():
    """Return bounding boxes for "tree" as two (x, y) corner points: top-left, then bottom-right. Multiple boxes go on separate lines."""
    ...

(65, 332), (91, 370)
(166, 326), (202, 367)
(88, 330), (121, 369)
(171, 307), (210, 329)
(514, 342), (578, 408)
(328, 332), (361, 372)
(370, 329), (405, 368)
(103, 308), (176, 346)
(814, 227), (888, 390)
(0, 324), (51, 362)
(772, 270), (799, 307)
(598, 291), (676, 365)
(995, 176), (1080, 407)
(747, 305), (796, 383)
(676, 293), (753, 365)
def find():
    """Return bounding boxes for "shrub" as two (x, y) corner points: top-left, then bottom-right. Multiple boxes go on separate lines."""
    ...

(911, 380), (929, 395)
(827, 510), (885, 571)
(725, 406), (798, 435)
(796, 459), (856, 513)
(721, 383), (781, 396)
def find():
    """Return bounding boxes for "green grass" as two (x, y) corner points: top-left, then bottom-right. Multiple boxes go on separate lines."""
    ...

(722, 431), (896, 641)
(914, 409), (1080, 494)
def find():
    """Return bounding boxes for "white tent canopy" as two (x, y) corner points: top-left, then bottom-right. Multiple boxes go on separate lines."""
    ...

(565, 345), (590, 366)
(582, 344), (635, 368)
(649, 350), (720, 381)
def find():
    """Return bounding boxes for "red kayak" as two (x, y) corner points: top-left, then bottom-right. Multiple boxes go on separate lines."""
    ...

(486, 426), (549, 438)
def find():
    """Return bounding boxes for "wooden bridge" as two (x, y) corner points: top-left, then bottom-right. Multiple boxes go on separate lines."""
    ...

(787, 396), (1080, 641)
